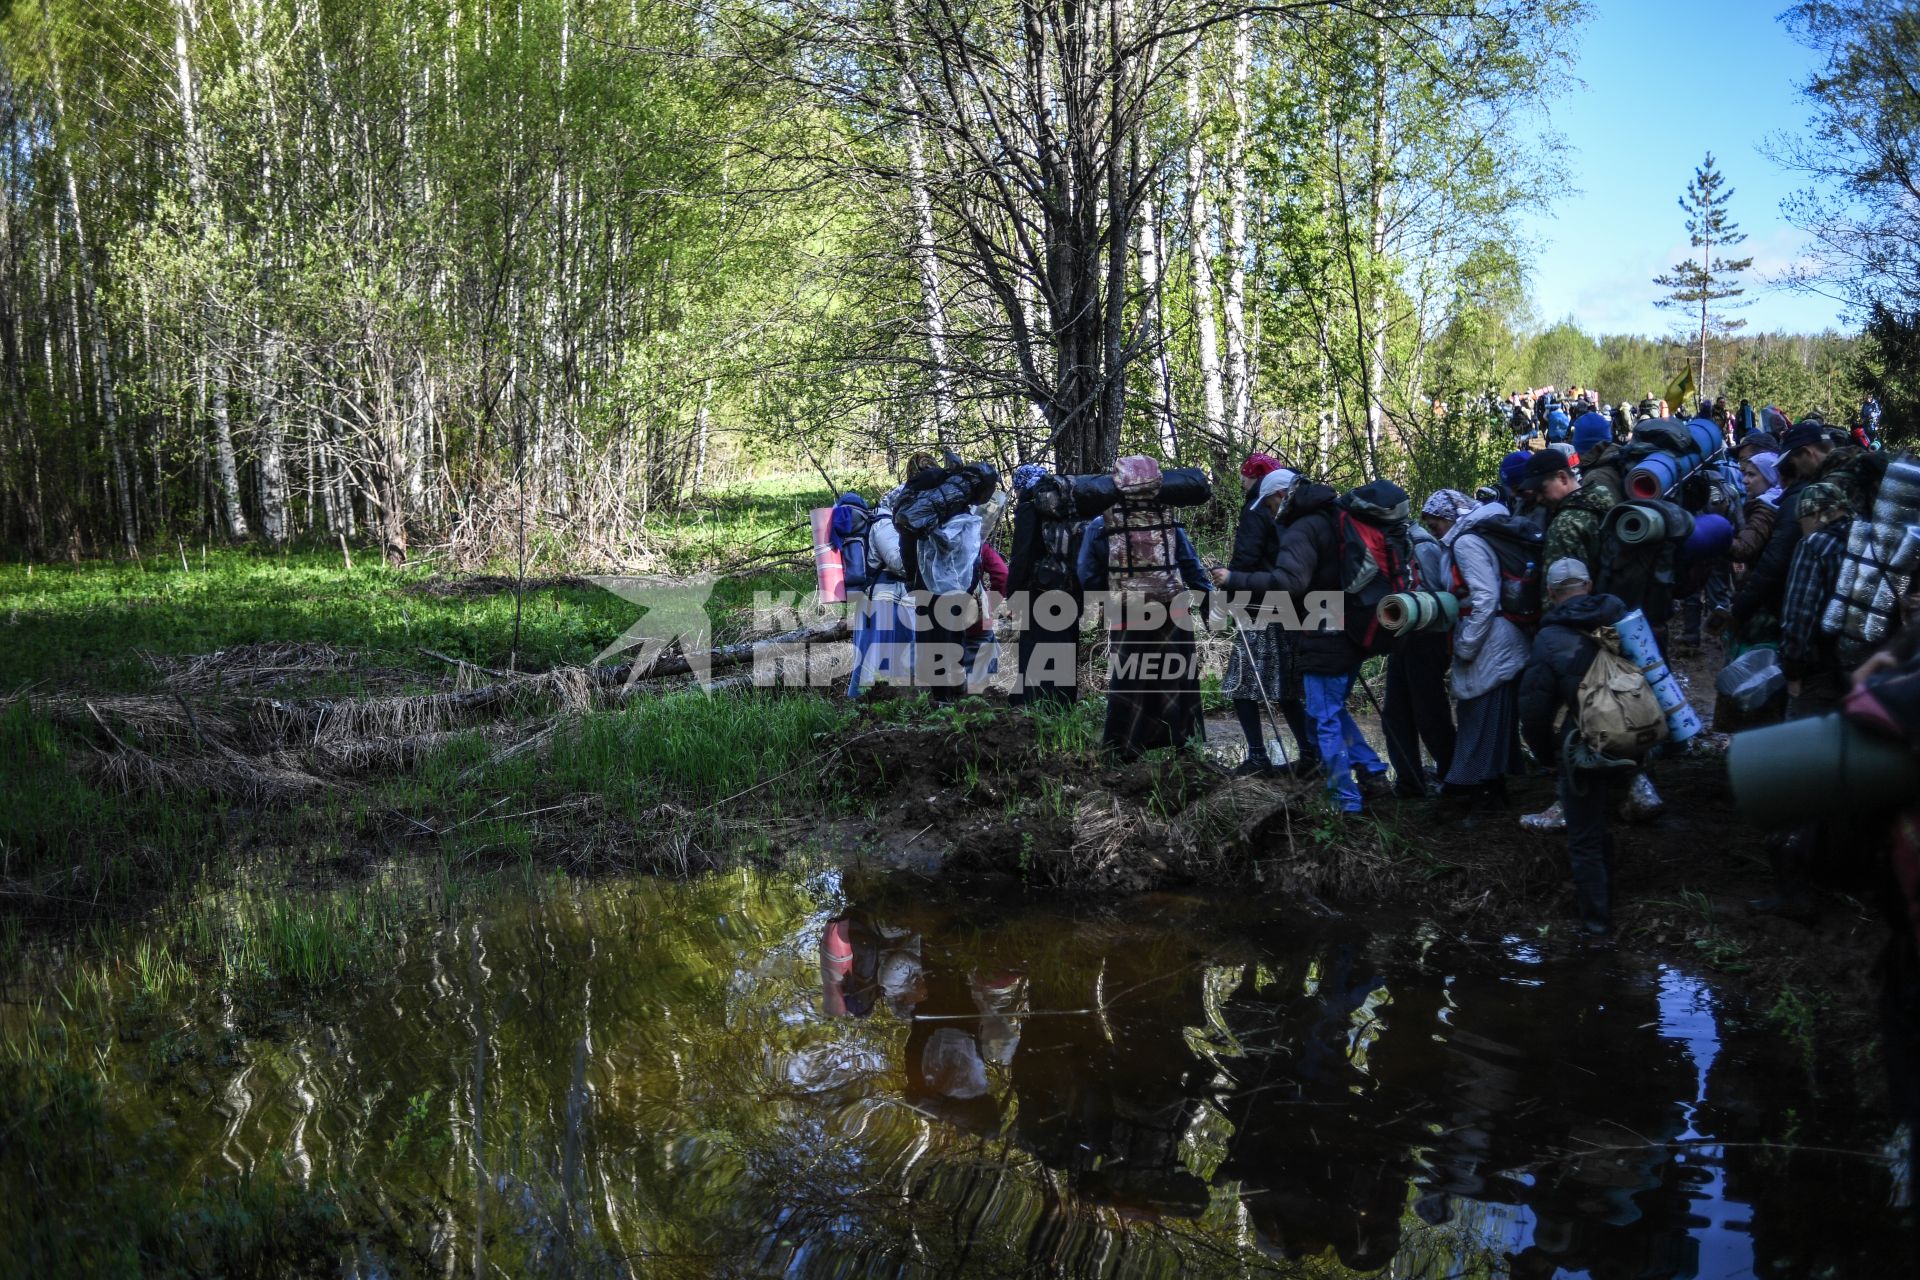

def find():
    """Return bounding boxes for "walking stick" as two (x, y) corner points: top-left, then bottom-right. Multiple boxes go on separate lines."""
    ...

(1200, 553), (1293, 770)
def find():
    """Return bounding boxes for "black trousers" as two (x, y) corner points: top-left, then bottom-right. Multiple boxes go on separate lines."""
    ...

(1383, 634), (1455, 790)
(1015, 602), (1081, 707)
(1560, 764), (1616, 929)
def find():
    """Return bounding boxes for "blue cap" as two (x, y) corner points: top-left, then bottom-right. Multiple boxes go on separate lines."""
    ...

(1571, 411), (1611, 456)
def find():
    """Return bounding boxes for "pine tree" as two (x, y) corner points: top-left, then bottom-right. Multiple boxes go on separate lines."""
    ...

(1653, 153), (1754, 398)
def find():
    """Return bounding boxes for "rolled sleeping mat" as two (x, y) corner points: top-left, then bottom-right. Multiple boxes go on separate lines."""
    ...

(1682, 512), (1735, 561)
(1891, 523), (1920, 576)
(1377, 592), (1419, 636)
(1613, 608), (1663, 670)
(1729, 712), (1920, 827)
(1377, 590), (1461, 636)
(1608, 499), (1697, 546)
(1068, 466), (1213, 517)
(1666, 699), (1704, 744)
(1626, 419), (1723, 499)
(1640, 660), (1689, 714)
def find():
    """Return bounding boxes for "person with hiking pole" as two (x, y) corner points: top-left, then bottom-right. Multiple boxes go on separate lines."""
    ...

(1210, 474), (1392, 815)
(1219, 460), (1321, 777)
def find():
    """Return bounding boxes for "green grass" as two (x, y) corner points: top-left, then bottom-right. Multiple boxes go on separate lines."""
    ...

(0, 551), (631, 691)
(0, 475), (882, 693)
(0, 701), (225, 905)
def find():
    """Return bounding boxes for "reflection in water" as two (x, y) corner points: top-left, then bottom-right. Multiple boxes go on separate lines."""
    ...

(7, 870), (1908, 1277)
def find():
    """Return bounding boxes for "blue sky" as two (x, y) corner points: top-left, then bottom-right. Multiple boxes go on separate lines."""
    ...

(1513, 0), (1850, 338)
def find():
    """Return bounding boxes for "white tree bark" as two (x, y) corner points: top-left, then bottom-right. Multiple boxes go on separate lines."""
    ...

(173, 0), (249, 538)
(1137, 191), (1178, 455)
(1222, 13), (1253, 443)
(891, 0), (956, 442)
(44, 9), (135, 551)
(1185, 57), (1225, 440)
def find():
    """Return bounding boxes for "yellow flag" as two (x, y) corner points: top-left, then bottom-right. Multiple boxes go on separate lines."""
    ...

(1663, 368), (1695, 416)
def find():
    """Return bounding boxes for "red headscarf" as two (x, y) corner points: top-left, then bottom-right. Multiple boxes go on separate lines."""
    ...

(1240, 453), (1282, 481)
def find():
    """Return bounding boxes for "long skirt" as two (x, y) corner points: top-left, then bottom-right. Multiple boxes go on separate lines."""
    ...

(1219, 624), (1291, 702)
(1102, 615), (1205, 760)
(847, 578), (915, 697)
(1443, 678), (1522, 787)
(1016, 590), (1083, 707)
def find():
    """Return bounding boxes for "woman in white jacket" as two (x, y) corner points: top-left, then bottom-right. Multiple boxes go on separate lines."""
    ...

(1441, 499), (1532, 803)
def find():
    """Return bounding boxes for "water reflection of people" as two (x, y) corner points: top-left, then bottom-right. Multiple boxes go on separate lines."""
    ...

(819, 913), (924, 1020)
(822, 901), (1778, 1278)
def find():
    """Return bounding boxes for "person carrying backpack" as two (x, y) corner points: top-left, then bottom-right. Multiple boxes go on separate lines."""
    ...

(1219, 461), (1322, 777)
(846, 488), (917, 696)
(1006, 463), (1086, 707)
(1380, 490), (1471, 795)
(1518, 559), (1667, 936)
(1438, 496), (1536, 806)
(1081, 456), (1213, 760)
(1210, 475), (1392, 814)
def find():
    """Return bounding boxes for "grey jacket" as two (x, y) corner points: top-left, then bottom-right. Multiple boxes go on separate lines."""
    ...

(1444, 501), (1531, 700)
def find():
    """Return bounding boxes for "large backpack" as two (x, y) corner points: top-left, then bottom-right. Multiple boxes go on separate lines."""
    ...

(830, 500), (875, 593)
(1454, 515), (1546, 633)
(1573, 626), (1669, 763)
(1105, 499), (1183, 601)
(1595, 499), (1693, 626)
(1029, 476), (1086, 592)
(1333, 480), (1414, 656)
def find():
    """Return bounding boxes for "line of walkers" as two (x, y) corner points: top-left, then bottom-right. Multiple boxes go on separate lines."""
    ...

(828, 415), (1919, 939)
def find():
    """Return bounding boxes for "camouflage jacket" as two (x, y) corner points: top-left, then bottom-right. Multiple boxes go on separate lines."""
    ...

(1810, 444), (1889, 517)
(1542, 484), (1617, 575)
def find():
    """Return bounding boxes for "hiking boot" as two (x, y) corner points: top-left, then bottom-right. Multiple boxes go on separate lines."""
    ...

(1519, 802), (1565, 832)
(1619, 774), (1664, 823)
(1232, 755), (1275, 778)
(1352, 766), (1393, 801)
(1578, 918), (1615, 940)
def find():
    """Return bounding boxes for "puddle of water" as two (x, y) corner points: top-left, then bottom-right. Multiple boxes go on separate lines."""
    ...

(2, 869), (1907, 1277)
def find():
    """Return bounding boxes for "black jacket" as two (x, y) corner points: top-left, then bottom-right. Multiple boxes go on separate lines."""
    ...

(1518, 592), (1627, 767)
(1005, 499), (1044, 594)
(1731, 477), (1807, 626)
(1222, 482), (1356, 675)
(1227, 498), (1283, 607)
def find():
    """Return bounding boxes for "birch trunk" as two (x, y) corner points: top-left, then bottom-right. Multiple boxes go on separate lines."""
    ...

(1185, 58), (1224, 440)
(1222, 13), (1253, 444)
(891, 0), (955, 442)
(1137, 190), (1178, 455)
(173, 0), (249, 538)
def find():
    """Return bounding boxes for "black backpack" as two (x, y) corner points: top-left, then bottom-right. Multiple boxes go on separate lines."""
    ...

(1455, 515), (1545, 633)
(1029, 477), (1085, 592)
(1595, 500), (1694, 626)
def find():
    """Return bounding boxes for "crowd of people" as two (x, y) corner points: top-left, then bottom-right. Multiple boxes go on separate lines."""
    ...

(820, 388), (1920, 1232)
(825, 400), (1917, 937)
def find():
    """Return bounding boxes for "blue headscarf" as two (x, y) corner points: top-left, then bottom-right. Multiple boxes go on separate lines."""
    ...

(1012, 463), (1049, 495)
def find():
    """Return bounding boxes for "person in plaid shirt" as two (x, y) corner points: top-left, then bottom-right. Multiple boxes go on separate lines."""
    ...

(1780, 481), (1854, 721)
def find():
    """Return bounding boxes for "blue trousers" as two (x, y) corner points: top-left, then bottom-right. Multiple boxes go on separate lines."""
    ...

(1301, 671), (1387, 812)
